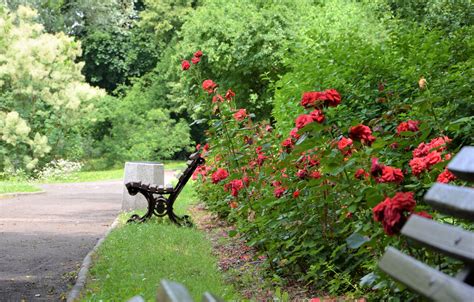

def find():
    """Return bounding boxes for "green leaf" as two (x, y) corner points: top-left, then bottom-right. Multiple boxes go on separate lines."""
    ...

(228, 230), (238, 237)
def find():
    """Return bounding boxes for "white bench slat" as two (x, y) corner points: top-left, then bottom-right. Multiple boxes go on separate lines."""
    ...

(379, 247), (474, 302)
(156, 279), (193, 302)
(448, 146), (474, 182)
(401, 215), (474, 264)
(424, 183), (474, 221)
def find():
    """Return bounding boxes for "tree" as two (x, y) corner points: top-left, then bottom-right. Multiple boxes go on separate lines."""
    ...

(0, 6), (105, 173)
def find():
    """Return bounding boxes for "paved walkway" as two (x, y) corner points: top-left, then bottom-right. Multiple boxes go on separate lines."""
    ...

(0, 171), (178, 301)
(0, 180), (123, 301)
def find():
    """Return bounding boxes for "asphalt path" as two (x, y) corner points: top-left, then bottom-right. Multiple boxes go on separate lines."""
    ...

(0, 180), (123, 301)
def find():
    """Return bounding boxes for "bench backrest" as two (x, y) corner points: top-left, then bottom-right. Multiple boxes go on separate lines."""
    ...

(378, 146), (474, 301)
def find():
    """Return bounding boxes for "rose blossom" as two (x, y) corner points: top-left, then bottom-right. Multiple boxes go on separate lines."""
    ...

(354, 168), (369, 180)
(293, 190), (300, 198)
(202, 79), (217, 94)
(233, 109), (248, 121)
(295, 114), (314, 129)
(349, 124), (376, 145)
(290, 128), (300, 139)
(225, 89), (235, 100)
(397, 120), (419, 134)
(181, 60), (190, 70)
(194, 50), (203, 57)
(378, 166), (404, 183)
(211, 168), (229, 184)
(337, 137), (353, 154)
(310, 109), (325, 123)
(437, 169), (456, 183)
(370, 158), (384, 177)
(191, 56), (200, 64)
(324, 89), (341, 107)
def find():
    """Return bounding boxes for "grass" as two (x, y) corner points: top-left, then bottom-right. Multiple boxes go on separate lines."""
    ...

(38, 169), (125, 184)
(81, 184), (238, 301)
(0, 181), (41, 194)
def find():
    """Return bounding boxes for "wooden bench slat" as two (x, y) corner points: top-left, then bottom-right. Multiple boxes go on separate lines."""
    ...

(401, 215), (474, 264)
(447, 146), (474, 182)
(379, 247), (474, 301)
(424, 183), (474, 221)
(186, 160), (194, 166)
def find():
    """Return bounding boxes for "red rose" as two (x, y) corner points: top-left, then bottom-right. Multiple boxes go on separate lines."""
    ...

(295, 114), (314, 129)
(409, 157), (427, 176)
(382, 205), (406, 236)
(233, 109), (248, 121)
(373, 198), (390, 222)
(323, 89), (341, 107)
(224, 179), (244, 197)
(425, 151), (442, 167)
(370, 158), (384, 177)
(225, 89), (235, 100)
(310, 109), (325, 123)
(354, 168), (369, 180)
(202, 79), (217, 94)
(202, 143), (210, 153)
(191, 56), (200, 64)
(273, 186), (285, 198)
(437, 169), (456, 183)
(281, 137), (294, 152)
(257, 153), (268, 166)
(296, 169), (308, 179)
(290, 127), (300, 139)
(337, 137), (353, 154)
(293, 190), (300, 198)
(181, 60), (190, 70)
(378, 166), (404, 183)
(300, 91), (325, 108)
(194, 50), (203, 58)
(397, 120), (419, 134)
(391, 192), (416, 212)
(310, 171), (321, 179)
(212, 94), (224, 103)
(349, 124), (376, 145)
(211, 168), (229, 184)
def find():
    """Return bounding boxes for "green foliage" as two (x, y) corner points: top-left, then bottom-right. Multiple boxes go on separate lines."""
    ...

(0, 6), (105, 173)
(272, 0), (473, 146)
(90, 90), (193, 166)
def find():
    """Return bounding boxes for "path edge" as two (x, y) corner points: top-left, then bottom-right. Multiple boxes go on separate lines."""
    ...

(66, 216), (121, 302)
(0, 190), (46, 199)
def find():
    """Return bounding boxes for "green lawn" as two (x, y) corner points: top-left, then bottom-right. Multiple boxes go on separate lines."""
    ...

(81, 184), (238, 301)
(38, 169), (125, 183)
(0, 181), (41, 194)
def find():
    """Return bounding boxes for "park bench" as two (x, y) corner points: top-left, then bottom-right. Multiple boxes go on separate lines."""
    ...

(125, 152), (205, 226)
(378, 146), (474, 301)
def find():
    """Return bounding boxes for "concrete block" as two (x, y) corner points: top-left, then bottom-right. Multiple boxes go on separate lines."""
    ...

(122, 162), (164, 210)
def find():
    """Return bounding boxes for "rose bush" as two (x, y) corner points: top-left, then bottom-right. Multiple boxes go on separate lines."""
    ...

(186, 52), (469, 299)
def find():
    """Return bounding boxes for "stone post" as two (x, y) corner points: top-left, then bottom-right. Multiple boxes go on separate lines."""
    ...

(122, 162), (164, 210)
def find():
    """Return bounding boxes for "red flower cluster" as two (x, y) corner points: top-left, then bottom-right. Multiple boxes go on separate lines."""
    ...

(295, 114), (314, 129)
(373, 192), (417, 235)
(370, 158), (404, 183)
(224, 179), (244, 197)
(256, 147), (268, 166)
(409, 136), (451, 176)
(202, 79), (217, 94)
(397, 120), (419, 134)
(337, 137), (353, 155)
(233, 109), (248, 121)
(181, 50), (203, 70)
(211, 168), (229, 184)
(192, 165), (211, 181)
(349, 124), (376, 145)
(300, 89), (341, 108)
(436, 169), (456, 183)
